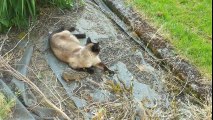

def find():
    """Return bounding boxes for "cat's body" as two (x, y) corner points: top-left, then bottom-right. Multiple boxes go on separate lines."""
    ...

(49, 27), (114, 74)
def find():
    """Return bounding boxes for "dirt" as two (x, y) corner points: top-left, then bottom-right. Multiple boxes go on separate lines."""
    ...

(0, 0), (211, 120)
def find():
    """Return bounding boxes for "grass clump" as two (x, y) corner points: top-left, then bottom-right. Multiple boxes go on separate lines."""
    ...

(0, 0), (73, 32)
(0, 92), (15, 120)
(106, 80), (123, 95)
(127, 0), (212, 78)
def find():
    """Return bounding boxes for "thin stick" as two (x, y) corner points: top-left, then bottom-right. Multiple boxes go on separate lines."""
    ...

(145, 24), (165, 49)
(0, 56), (71, 120)
(176, 78), (189, 97)
(0, 27), (11, 52)
(3, 22), (38, 57)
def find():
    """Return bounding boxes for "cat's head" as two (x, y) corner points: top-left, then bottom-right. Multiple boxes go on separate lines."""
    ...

(85, 37), (100, 54)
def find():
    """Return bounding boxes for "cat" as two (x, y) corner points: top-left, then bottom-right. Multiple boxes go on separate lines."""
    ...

(49, 27), (114, 74)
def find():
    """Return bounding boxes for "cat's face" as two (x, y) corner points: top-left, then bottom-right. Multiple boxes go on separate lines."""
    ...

(86, 37), (100, 54)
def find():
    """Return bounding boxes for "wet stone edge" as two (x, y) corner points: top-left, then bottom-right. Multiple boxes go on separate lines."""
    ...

(103, 0), (212, 99)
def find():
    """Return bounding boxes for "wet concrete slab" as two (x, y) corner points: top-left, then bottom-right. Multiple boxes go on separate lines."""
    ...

(1, 0), (174, 119)
(76, 4), (117, 41)
(43, 1), (170, 119)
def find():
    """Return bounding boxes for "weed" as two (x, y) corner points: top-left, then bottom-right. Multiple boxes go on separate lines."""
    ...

(106, 80), (123, 95)
(0, 0), (73, 32)
(0, 92), (15, 120)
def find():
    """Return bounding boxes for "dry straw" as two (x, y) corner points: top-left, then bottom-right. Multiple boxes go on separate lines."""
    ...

(0, 56), (71, 120)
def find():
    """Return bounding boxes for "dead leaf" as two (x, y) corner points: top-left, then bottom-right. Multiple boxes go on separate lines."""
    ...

(17, 32), (26, 40)
(136, 64), (146, 72)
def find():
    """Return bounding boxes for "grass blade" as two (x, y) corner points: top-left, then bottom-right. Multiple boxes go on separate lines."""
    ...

(0, 0), (73, 32)
(22, 0), (24, 16)
(31, 0), (36, 16)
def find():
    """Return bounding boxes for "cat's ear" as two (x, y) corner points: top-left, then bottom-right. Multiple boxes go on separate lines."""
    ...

(68, 27), (76, 32)
(86, 37), (92, 45)
(94, 43), (99, 48)
(96, 42), (99, 46)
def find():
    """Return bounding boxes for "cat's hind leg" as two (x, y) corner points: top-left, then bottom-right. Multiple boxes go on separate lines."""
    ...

(73, 34), (86, 39)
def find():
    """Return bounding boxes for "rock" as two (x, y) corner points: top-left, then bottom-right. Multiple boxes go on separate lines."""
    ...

(62, 68), (89, 81)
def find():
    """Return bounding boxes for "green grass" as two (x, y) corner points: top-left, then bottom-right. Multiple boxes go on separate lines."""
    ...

(0, 0), (73, 32)
(127, 0), (212, 78)
(0, 92), (15, 120)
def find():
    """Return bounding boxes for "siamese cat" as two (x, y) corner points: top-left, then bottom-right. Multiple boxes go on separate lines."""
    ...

(49, 27), (114, 74)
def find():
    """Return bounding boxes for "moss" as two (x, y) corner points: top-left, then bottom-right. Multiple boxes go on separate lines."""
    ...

(106, 81), (123, 95)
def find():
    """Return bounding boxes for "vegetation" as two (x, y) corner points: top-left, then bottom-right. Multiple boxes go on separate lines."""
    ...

(0, 92), (15, 120)
(127, 0), (212, 78)
(0, 0), (73, 32)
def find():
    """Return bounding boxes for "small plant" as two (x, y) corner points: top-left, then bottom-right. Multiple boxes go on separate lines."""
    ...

(39, 0), (73, 9)
(0, 92), (15, 120)
(106, 80), (123, 95)
(0, 0), (73, 32)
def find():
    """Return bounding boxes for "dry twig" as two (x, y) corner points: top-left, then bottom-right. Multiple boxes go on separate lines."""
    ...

(0, 56), (71, 120)
(0, 27), (11, 52)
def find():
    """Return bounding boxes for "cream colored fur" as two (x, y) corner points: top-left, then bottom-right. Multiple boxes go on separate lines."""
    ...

(50, 30), (101, 69)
